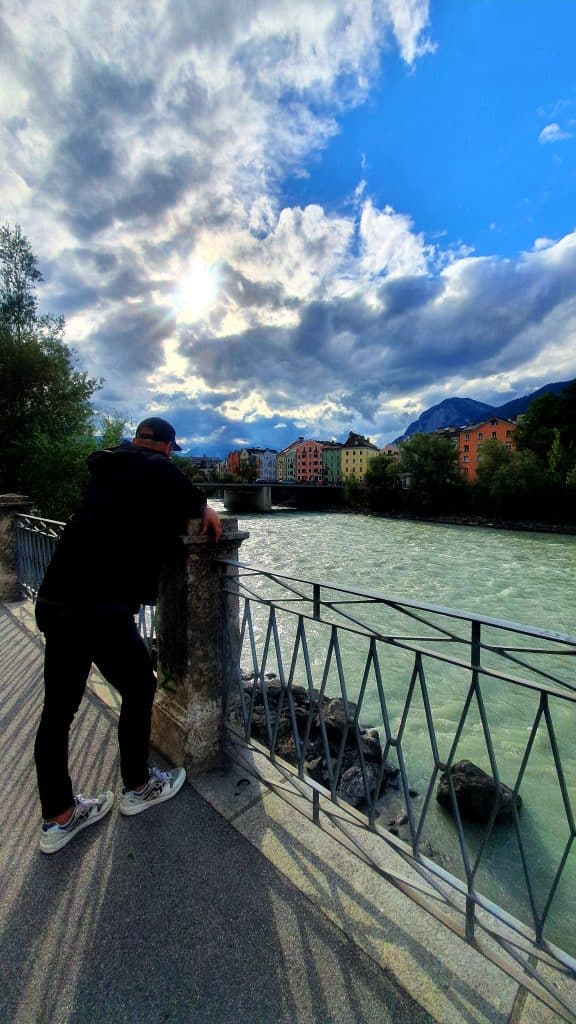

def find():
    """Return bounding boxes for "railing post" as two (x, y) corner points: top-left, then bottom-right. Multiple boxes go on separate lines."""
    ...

(0, 495), (31, 601)
(151, 516), (249, 776)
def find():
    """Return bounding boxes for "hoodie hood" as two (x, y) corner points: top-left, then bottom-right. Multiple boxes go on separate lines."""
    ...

(87, 444), (166, 480)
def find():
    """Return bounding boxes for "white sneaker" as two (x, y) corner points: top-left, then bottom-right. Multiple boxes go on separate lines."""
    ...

(119, 765), (186, 816)
(40, 791), (114, 854)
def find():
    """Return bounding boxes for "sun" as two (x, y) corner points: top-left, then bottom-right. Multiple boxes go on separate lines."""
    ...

(172, 259), (218, 324)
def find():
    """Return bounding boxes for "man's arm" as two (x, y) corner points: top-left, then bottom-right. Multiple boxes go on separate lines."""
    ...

(200, 504), (223, 541)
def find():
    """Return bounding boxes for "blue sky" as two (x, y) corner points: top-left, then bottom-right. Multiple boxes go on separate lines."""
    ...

(2, 0), (575, 454)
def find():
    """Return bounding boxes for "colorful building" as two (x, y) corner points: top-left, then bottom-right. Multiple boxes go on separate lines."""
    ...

(323, 443), (342, 484)
(458, 417), (516, 481)
(255, 449), (278, 481)
(277, 441), (299, 482)
(226, 450), (241, 477)
(295, 439), (326, 482)
(340, 431), (379, 482)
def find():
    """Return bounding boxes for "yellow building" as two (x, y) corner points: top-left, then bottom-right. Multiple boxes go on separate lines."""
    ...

(340, 431), (379, 481)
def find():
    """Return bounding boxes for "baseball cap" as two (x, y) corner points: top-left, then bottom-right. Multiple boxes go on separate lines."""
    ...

(135, 417), (182, 451)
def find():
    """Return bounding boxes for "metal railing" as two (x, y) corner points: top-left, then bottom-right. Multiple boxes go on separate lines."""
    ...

(220, 559), (576, 1020)
(13, 516), (576, 1016)
(13, 514), (156, 649)
(14, 514), (65, 598)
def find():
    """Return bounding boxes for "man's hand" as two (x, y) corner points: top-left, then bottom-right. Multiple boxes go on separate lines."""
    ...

(200, 505), (223, 541)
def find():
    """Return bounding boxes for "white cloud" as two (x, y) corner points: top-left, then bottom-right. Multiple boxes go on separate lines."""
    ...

(2, 1), (575, 453)
(538, 122), (572, 144)
(359, 200), (431, 278)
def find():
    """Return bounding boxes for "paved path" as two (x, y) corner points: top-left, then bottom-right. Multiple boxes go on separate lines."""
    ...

(0, 603), (432, 1024)
(2, 601), (574, 1024)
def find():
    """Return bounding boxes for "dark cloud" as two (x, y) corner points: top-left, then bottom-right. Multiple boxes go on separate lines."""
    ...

(6, 116), (28, 134)
(73, 61), (155, 118)
(113, 156), (206, 223)
(166, 0), (260, 53)
(57, 129), (117, 181)
(179, 239), (576, 427)
(89, 304), (175, 377)
(219, 263), (292, 311)
(379, 275), (445, 317)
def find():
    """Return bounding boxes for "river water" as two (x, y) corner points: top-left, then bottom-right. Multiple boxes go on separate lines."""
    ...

(211, 502), (576, 954)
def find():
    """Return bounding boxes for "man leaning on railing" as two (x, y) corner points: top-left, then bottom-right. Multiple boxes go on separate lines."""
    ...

(33, 417), (222, 854)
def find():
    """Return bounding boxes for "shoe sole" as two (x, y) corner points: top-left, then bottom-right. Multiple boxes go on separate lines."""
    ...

(40, 791), (114, 854)
(119, 767), (186, 816)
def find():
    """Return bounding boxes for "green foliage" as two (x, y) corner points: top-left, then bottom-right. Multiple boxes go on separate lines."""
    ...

(364, 453), (399, 489)
(23, 432), (96, 520)
(97, 412), (128, 449)
(363, 453), (402, 510)
(343, 474), (362, 506)
(475, 438), (515, 488)
(0, 223), (42, 336)
(0, 224), (101, 517)
(398, 433), (462, 511)
(515, 382), (576, 483)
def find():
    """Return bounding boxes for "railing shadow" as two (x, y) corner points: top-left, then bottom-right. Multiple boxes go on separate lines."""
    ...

(0, 606), (435, 1024)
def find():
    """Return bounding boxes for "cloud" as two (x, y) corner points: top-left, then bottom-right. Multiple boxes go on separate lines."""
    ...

(538, 122), (573, 144)
(1, 2), (575, 452)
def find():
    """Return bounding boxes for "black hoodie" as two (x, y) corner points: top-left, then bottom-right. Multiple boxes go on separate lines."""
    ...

(36, 445), (207, 619)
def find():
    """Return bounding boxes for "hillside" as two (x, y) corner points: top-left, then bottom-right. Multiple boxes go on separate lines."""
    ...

(392, 379), (574, 443)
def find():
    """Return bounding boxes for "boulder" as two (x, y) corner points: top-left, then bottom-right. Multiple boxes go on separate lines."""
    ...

(337, 763), (382, 808)
(436, 760), (521, 824)
(238, 678), (408, 812)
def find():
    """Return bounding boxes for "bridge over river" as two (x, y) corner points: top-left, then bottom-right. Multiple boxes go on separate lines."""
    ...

(197, 481), (346, 512)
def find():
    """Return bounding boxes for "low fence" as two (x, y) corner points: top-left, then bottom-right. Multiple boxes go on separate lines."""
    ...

(9, 512), (576, 1018)
(220, 560), (576, 1020)
(13, 513), (156, 648)
(14, 514), (64, 598)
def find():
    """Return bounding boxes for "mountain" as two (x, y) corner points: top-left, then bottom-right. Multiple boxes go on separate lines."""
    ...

(491, 380), (573, 420)
(392, 379), (574, 444)
(393, 398), (494, 443)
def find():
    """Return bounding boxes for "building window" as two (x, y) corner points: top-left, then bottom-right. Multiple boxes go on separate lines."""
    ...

(463, 456), (470, 463)
(491, 431), (497, 438)
(477, 432), (483, 439)
(463, 444), (469, 452)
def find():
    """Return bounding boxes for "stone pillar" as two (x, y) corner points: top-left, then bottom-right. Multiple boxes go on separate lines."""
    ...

(0, 495), (31, 601)
(151, 516), (249, 775)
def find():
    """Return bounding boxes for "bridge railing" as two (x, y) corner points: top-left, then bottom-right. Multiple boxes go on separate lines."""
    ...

(8, 512), (576, 1017)
(219, 559), (576, 1019)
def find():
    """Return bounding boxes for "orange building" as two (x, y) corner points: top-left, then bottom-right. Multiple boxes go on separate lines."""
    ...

(295, 439), (326, 482)
(226, 450), (241, 476)
(458, 417), (516, 481)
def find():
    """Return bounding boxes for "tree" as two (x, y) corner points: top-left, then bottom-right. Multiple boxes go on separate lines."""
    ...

(97, 412), (129, 450)
(364, 453), (402, 510)
(475, 438), (515, 489)
(397, 433), (462, 511)
(515, 382), (576, 482)
(0, 225), (101, 517)
(0, 223), (42, 337)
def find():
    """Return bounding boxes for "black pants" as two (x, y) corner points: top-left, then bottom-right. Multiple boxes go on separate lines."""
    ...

(34, 609), (157, 819)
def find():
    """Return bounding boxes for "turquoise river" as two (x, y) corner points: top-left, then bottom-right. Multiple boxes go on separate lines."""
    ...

(211, 502), (576, 955)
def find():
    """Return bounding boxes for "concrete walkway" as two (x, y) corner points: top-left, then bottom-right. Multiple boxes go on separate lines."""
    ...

(1, 602), (574, 1024)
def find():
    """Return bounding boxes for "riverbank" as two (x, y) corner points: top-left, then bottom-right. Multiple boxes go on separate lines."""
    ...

(349, 507), (576, 536)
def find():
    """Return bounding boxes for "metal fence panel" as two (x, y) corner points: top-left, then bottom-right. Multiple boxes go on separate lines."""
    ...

(220, 558), (576, 1019)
